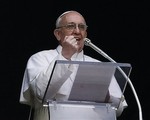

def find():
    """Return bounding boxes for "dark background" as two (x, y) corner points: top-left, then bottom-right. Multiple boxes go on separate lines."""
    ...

(1, 0), (148, 120)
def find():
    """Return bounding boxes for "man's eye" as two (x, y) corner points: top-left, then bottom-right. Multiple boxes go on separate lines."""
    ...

(67, 24), (75, 29)
(79, 25), (85, 29)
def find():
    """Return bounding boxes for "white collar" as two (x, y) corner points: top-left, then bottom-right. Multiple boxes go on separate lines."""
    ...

(56, 45), (84, 61)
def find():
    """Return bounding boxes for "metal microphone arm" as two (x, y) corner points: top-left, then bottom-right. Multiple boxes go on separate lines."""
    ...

(84, 38), (116, 62)
(84, 38), (143, 120)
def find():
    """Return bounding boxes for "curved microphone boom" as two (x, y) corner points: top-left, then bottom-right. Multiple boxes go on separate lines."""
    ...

(84, 38), (143, 120)
(84, 38), (116, 62)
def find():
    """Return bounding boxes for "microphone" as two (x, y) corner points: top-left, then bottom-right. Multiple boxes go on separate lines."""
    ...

(84, 37), (143, 120)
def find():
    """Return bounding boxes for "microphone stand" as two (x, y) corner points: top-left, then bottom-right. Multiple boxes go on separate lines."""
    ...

(84, 38), (143, 120)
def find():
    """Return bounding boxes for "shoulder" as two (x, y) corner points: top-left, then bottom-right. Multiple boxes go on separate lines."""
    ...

(30, 49), (57, 59)
(32, 49), (56, 57)
(27, 49), (58, 65)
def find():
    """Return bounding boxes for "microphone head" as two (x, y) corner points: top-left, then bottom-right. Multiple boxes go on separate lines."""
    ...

(84, 38), (91, 46)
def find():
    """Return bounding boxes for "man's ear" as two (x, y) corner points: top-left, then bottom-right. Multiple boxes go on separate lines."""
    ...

(84, 31), (87, 38)
(54, 29), (61, 41)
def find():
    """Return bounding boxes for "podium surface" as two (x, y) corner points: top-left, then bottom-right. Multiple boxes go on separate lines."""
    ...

(48, 101), (116, 120)
(42, 60), (132, 120)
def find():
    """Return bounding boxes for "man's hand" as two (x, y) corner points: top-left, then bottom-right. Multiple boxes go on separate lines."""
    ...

(61, 36), (80, 59)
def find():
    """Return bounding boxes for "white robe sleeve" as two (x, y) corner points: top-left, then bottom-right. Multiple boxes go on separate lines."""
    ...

(19, 51), (74, 106)
(108, 75), (128, 117)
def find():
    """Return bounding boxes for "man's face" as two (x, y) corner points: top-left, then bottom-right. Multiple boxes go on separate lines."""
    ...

(55, 12), (87, 52)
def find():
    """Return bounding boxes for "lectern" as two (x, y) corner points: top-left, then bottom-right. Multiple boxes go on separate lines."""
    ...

(42, 60), (132, 120)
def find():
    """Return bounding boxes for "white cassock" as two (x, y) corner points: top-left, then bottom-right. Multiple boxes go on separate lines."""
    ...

(19, 45), (127, 120)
